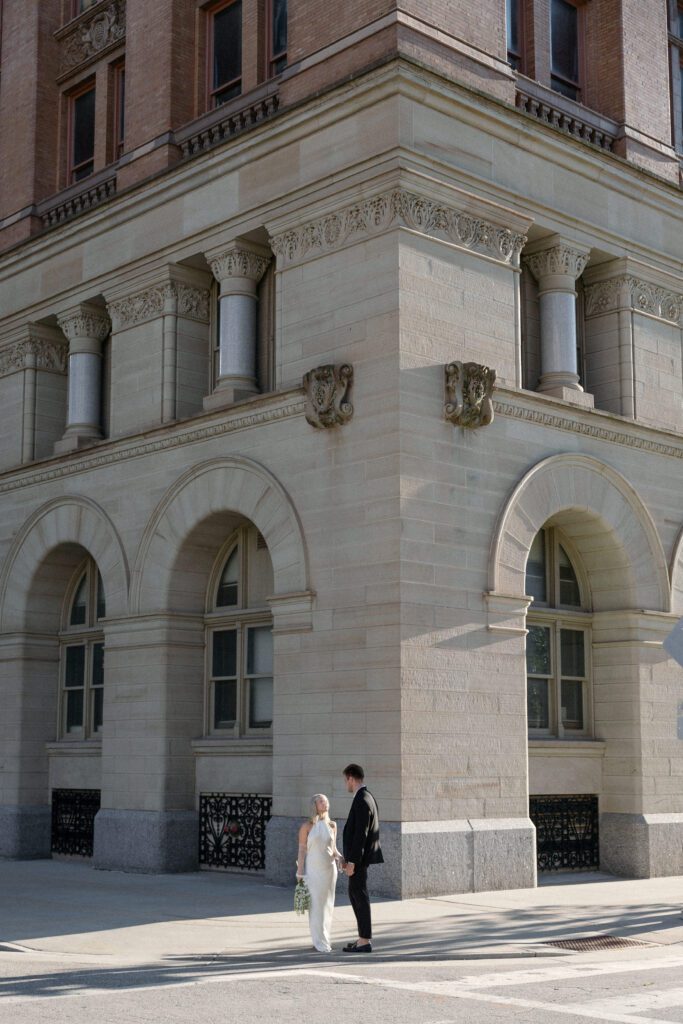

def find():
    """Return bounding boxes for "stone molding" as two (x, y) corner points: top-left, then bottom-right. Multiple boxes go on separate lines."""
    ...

(303, 364), (354, 428)
(523, 243), (590, 283)
(444, 361), (495, 428)
(60, 0), (126, 76)
(0, 392), (305, 496)
(207, 246), (271, 285)
(584, 275), (683, 324)
(0, 332), (68, 378)
(58, 306), (111, 343)
(270, 189), (527, 267)
(107, 283), (210, 331)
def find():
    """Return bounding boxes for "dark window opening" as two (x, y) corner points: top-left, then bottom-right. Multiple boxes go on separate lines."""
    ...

(270, 0), (287, 75)
(211, 1), (242, 107)
(550, 0), (580, 101)
(71, 86), (96, 182)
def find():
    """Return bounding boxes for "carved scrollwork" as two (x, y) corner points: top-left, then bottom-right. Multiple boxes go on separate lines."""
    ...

(303, 364), (354, 429)
(58, 308), (111, 343)
(60, 0), (126, 75)
(0, 335), (68, 377)
(270, 190), (526, 268)
(208, 248), (271, 284)
(444, 362), (496, 428)
(584, 275), (683, 323)
(523, 243), (590, 283)
(107, 283), (210, 331)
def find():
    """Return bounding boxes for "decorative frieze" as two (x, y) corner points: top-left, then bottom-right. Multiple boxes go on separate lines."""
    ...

(0, 335), (68, 378)
(584, 276), (683, 324)
(60, 0), (126, 76)
(523, 243), (590, 284)
(270, 190), (526, 268)
(444, 362), (496, 428)
(303, 364), (354, 429)
(107, 283), (210, 331)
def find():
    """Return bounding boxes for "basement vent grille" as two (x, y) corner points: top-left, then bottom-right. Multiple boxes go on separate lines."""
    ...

(544, 935), (652, 952)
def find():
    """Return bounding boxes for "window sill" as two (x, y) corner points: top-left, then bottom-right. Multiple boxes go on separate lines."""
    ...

(191, 737), (273, 756)
(46, 739), (102, 756)
(528, 739), (605, 756)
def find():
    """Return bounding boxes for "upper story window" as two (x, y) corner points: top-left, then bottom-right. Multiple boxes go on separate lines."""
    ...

(206, 525), (274, 737)
(60, 559), (105, 740)
(550, 0), (582, 101)
(506, 0), (523, 71)
(113, 61), (125, 159)
(526, 527), (591, 738)
(209, 0), (242, 107)
(669, 2), (683, 151)
(69, 81), (96, 182)
(268, 0), (288, 76)
(72, 0), (100, 16)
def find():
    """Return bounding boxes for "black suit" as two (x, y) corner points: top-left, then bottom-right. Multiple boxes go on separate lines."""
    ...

(343, 787), (383, 940)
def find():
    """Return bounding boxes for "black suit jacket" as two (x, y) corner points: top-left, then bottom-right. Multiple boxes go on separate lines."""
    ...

(342, 786), (384, 867)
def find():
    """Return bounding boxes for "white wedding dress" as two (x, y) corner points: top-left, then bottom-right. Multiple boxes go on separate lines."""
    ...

(304, 819), (338, 952)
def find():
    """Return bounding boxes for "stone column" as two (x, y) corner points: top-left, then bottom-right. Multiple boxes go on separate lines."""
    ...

(524, 236), (592, 405)
(203, 241), (270, 410)
(55, 304), (110, 453)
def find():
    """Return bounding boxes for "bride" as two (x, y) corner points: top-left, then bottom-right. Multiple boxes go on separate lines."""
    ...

(296, 794), (342, 953)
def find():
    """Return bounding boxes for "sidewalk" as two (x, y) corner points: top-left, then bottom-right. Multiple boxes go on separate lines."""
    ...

(1, 860), (683, 964)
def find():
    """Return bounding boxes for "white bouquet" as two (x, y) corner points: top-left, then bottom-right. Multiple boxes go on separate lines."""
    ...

(294, 877), (311, 915)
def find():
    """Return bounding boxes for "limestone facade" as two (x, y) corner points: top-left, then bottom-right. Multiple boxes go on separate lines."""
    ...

(1, 3), (683, 897)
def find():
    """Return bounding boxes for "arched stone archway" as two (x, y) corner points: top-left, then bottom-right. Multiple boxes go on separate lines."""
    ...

(489, 453), (669, 613)
(671, 525), (683, 615)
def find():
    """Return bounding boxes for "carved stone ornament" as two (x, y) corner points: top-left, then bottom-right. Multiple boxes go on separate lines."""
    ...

(208, 248), (271, 285)
(270, 190), (526, 268)
(107, 283), (210, 331)
(303, 364), (354, 429)
(58, 308), (111, 343)
(584, 275), (683, 324)
(60, 0), (126, 75)
(444, 361), (496, 428)
(523, 243), (590, 283)
(0, 334), (68, 378)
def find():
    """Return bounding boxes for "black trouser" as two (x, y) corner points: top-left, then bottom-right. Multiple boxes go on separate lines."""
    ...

(348, 863), (371, 939)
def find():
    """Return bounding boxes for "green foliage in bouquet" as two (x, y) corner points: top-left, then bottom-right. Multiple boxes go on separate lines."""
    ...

(294, 877), (311, 915)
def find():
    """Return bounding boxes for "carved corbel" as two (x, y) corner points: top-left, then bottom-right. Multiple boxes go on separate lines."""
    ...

(303, 364), (353, 429)
(444, 362), (496, 428)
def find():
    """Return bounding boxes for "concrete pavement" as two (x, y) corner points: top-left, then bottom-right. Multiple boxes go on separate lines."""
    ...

(1, 860), (683, 965)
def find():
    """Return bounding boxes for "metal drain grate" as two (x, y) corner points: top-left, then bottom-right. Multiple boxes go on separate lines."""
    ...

(544, 935), (652, 952)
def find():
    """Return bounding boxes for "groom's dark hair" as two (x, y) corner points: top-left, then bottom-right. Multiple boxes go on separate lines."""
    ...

(343, 763), (365, 780)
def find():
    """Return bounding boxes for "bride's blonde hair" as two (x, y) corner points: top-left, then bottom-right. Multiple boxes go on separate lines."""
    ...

(309, 793), (331, 824)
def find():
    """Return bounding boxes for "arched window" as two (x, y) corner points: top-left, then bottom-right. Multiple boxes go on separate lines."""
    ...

(206, 525), (274, 736)
(60, 558), (105, 739)
(525, 527), (591, 737)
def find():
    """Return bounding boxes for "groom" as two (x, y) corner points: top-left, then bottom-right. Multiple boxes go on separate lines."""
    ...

(341, 763), (383, 953)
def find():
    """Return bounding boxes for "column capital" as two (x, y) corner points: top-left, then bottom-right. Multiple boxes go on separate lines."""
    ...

(523, 235), (590, 291)
(58, 303), (111, 350)
(206, 240), (271, 288)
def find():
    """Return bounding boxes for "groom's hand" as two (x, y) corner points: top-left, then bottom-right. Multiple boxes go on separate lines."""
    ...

(344, 862), (355, 877)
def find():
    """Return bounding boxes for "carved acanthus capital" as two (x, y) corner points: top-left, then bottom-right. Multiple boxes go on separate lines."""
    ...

(60, 0), (126, 75)
(303, 364), (354, 429)
(58, 305), (111, 344)
(208, 244), (271, 285)
(523, 243), (590, 285)
(444, 362), (496, 428)
(584, 275), (682, 324)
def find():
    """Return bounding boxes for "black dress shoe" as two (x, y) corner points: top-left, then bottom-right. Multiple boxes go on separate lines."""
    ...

(343, 942), (372, 953)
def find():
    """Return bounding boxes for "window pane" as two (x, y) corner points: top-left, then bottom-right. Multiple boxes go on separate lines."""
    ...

(249, 677), (273, 728)
(272, 0), (287, 57)
(507, 0), (520, 65)
(527, 678), (549, 730)
(212, 629), (237, 677)
(247, 626), (273, 675)
(65, 645), (86, 688)
(70, 574), (88, 626)
(558, 545), (581, 606)
(561, 679), (584, 730)
(560, 629), (585, 677)
(526, 532), (547, 603)
(213, 1), (242, 98)
(214, 679), (237, 729)
(93, 687), (104, 733)
(96, 572), (106, 620)
(216, 548), (239, 607)
(526, 625), (551, 676)
(73, 87), (96, 177)
(551, 0), (579, 85)
(66, 689), (84, 732)
(92, 642), (104, 688)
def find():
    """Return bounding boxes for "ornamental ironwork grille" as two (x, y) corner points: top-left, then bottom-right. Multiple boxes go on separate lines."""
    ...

(199, 792), (272, 870)
(51, 788), (101, 857)
(530, 794), (599, 871)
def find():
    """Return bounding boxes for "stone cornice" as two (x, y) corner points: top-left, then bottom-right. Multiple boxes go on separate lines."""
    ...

(58, 0), (126, 78)
(107, 282), (210, 331)
(523, 242), (590, 283)
(58, 306), (111, 342)
(0, 390), (305, 495)
(269, 188), (527, 268)
(584, 275), (683, 324)
(0, 328), (68, 378)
